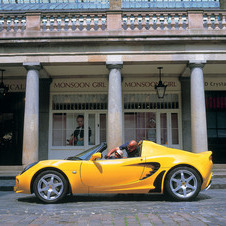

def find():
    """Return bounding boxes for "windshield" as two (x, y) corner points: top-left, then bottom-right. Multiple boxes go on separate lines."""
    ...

(67, 143), (107, 160)
(138, 140), (143, 157)
(74, 144), (101, 159)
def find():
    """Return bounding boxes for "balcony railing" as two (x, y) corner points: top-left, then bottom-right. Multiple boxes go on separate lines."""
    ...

(0, 11), (225, 37)
(41, 14), (107, 31)
(0, 15), (26, 32)
(203, 12), (226, 29)
(122, 12), (188, 31)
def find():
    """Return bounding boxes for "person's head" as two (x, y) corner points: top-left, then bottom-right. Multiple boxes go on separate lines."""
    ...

(149, 118), (156, 128)
(115, 149), (123, 158)
(76, 115), (84, 127)
(127, 140), (137, 152)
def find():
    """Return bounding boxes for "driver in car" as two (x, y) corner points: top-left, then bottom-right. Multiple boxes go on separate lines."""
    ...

(106, 140), (139, 159)
(105, 149), (123, 159)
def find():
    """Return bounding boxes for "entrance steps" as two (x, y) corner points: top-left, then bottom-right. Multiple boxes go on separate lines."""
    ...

(0, 166), (23, 191)
(0, 165), (226, 191)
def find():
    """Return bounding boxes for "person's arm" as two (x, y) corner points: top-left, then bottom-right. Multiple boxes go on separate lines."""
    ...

(68, 129), (78, 145)
(78, 127), (84, 141)
(106, 147), (119, 158)
(68, 133), (76, 145)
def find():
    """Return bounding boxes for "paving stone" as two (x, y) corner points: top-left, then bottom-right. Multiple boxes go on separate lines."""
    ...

(136, 213), (152, 226)
(179, 212), (206, 226)
(147, 213), (163, 225)
(159, 213), (178, 225)
(1, 190), (226, 225)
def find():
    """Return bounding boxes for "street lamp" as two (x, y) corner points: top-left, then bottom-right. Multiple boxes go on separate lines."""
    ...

(155, 67), (167, 99)
(0, 69), (9, 97)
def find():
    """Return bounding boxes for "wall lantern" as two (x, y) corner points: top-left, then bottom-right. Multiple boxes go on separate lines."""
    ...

(0, 69), (9, 97)
(155, 67), (167, 99)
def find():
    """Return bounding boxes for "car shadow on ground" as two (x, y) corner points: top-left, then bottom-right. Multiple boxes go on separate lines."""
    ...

(17, 192), (212, 204)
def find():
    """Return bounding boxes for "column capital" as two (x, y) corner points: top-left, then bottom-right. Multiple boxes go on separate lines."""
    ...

(188, 61), (206, 70)
(106, 61), (123, 70)
(23, 62), (41, 71)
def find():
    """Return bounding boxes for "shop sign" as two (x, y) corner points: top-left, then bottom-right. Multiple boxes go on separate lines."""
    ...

(51, 79), (108, 92)
(5, 80), (26, 92)
(51, 78), (180, 92)
(123, 78), (180, 91)
(204, 78), (226, 90)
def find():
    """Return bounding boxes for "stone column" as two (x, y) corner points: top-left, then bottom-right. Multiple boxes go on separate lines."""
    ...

(189, 61), (208, 153)
(106, 62), (123, 151)
(22, 63), (41, 165)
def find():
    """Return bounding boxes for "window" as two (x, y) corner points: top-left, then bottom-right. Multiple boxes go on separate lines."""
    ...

(100, 114), (107, 143)
(171, 113), (179, 145)
(160, 113), (167, 145)
(124, 112), (156, 142)
(52, 113), (91, 147)
(124, 93), (179, 110)
(51, 94), (107, 147)
(124, 93), (180, 147)
(52, 94), (107, 111)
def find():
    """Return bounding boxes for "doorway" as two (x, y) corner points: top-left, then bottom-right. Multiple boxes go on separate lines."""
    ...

(206, 91), (226, 163)
(0, 93), (25, 165)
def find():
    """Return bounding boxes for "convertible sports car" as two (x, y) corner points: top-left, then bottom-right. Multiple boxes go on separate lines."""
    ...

(14, 141), (213, 203)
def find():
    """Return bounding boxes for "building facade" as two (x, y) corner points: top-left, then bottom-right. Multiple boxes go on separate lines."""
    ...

(0, 0), (226, 168)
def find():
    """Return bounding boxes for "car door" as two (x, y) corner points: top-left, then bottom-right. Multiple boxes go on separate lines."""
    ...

(80, 157), (145, 193)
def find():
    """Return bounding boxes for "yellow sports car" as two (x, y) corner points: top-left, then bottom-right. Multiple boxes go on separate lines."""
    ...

(14, 141), (213, 203)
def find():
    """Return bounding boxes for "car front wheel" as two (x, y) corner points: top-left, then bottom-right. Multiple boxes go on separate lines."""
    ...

(33, 170), (68, 203)
(165, 167), (201, 201)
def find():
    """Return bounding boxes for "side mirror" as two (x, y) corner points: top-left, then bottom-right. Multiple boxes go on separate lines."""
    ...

(90, 152), (102, 161)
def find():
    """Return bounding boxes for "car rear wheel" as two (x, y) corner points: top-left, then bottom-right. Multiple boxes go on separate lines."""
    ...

(33, 170), (68, 203)
(165, 167), (201, 201)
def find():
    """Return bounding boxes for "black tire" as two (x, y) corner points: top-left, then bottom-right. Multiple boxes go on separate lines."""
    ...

(33, 170), (68, 203)
(164, 167), (201, 201)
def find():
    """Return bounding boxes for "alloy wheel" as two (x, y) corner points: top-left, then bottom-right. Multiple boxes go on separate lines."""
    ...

(169, 169), (198, 198)
(37, 173), (64, 201)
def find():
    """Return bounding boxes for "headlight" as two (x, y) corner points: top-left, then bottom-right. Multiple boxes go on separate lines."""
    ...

(21, 162), (39, 175)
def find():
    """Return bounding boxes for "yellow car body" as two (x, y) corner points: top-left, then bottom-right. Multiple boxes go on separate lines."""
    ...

(14, 141), (213, 203)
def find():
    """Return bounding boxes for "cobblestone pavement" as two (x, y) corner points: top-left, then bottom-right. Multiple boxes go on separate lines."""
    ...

(0, 189), (226, 225)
